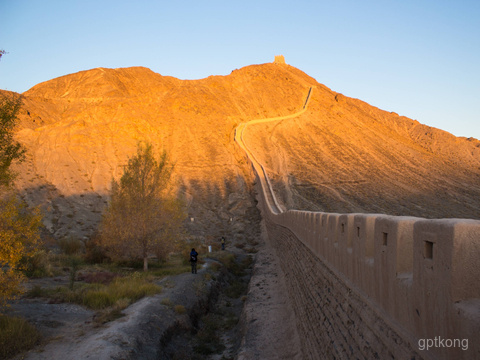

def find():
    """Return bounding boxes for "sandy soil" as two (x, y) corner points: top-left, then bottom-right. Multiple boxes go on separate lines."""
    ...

(236, 229), (302, 360)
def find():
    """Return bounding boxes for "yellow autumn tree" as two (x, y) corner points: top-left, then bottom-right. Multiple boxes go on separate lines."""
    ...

(100, 142), (185, 271)
(0, 192), (42, 307)
(0, 65), (42, 307)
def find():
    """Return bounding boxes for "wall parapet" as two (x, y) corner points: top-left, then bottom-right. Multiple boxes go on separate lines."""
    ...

(266, 209), (480, 359)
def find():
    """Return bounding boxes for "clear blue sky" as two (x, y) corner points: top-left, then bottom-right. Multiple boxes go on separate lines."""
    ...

(1, 0), (479, 139)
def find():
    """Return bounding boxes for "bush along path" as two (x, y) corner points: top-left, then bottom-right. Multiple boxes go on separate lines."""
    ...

(159, 251), (254, 360)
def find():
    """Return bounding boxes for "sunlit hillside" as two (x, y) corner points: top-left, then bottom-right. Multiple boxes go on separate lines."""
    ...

(244, 86), (480, 218)
(7, 60), (480, 241)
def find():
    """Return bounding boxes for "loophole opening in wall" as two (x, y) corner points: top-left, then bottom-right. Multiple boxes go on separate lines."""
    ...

(424, 241), (434, 259)
(382, 232), (388, 246)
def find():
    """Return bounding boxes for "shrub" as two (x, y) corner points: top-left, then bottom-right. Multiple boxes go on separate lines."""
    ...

(83, 290), (115, 309)
(225, 280), (247, 299)
(174, 304), (186, 314)
(193, 314), (225, 355)
(0, 315), (40, 359)
(79, 271), (118, 285)
(208, 262), (221, 272)
(217, 252), (236, 270)
(26, 285), (45, 298)
(21, 250), (53, 278)
(84, 235), (108, 264)
(161, 298), (172, 307)
(58, 237), (83, 255)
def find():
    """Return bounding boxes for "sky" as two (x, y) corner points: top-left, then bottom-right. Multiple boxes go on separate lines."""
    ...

(1, 0), (479, 139)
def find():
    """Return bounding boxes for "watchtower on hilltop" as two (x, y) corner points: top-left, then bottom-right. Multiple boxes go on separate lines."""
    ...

(274, 55), (286, 64)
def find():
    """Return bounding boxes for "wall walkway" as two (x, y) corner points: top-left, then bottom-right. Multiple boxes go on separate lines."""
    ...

(234, 86), (480, 359)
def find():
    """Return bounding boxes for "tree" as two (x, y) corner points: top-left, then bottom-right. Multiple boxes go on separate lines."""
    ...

(0, 193), (42, 307)
(0, 52), (41, 307)
(0, 93), (26, 186)
(100, 142), (185, 271)
(0, 49), (25, 186)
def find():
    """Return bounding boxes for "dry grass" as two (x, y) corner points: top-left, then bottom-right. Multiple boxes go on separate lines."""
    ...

(0, 315), (40, 359)
(30, 274), (161, 311)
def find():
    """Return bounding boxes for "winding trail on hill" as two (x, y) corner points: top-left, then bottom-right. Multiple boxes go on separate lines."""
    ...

(234, 86), (314, 360)
(234, 86), (313, 214)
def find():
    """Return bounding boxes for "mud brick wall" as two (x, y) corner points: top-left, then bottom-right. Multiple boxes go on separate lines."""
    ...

(266, 218), (423, 359)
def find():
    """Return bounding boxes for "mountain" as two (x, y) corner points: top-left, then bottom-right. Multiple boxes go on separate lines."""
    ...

(7, 60), (480, 240)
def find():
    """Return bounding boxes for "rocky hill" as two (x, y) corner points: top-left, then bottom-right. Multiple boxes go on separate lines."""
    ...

(7, 60), (480, 241)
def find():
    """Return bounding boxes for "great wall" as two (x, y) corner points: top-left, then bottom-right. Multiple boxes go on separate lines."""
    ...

(234, 85), (480, 359)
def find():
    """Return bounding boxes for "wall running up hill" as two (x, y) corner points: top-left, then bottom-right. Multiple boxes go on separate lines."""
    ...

(235, 89), (480, 360)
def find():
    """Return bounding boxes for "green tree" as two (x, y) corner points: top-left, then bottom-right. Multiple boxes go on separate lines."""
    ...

(0, 93), (26, 186)
(100, 142), (185, 271)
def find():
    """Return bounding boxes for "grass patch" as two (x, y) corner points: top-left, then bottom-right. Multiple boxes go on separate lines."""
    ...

(174, 305), (186, 314)
(161, 298), (173, 307)
(0, 315), (40, 359)
(81, 276), (161, 309)
(41, 274), (162, 310)
(150, 264), (190, 277)
(216, 252), (236, 270)
(225, 279), (247, 299)
(193, 313), (226, 356)
(94, 298), (131, 325)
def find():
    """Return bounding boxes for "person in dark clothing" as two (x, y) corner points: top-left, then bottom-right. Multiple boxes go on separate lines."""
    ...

(221, 237), (226, 250)
(190, 248), (198, 274)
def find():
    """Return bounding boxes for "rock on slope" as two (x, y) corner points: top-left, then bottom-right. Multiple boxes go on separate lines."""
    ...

(8, 60), (480, 242)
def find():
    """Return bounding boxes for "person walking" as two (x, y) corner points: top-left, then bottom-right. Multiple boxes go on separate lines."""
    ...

(190, 248), (198, 274)
(221, 237), (226, 250)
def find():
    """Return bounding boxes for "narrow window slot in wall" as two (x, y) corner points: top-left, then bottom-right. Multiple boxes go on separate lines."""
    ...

(424, 241), (434, 259)
(341, 223), (345, 233)
(357, 227), (360, 238)
(382, 232), (388, 246)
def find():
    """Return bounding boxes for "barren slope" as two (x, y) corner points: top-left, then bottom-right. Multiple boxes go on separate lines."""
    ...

(244, 88), (480, 219)
(7, 60), (480, 242)
(10, 63), (315, 239)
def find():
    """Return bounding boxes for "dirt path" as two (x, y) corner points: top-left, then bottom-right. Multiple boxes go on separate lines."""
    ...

(8, 262), (216, 360)
(236, 230), (302, 359)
